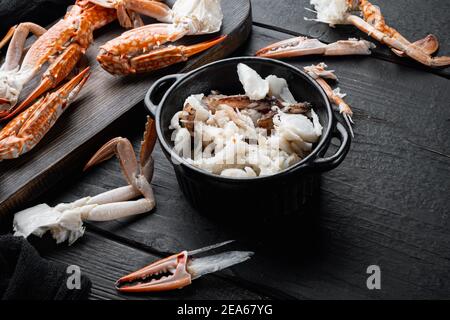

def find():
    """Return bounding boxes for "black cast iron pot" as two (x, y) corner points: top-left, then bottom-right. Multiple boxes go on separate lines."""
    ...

(145, 57), (351, 218)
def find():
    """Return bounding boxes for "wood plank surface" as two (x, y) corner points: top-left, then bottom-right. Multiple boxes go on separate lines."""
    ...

(2, 1), (449, 300)
(30, 25), (450, 299)
(251, 0), (450, 78)
(37, 231), (269, 300)
(0, 0), (252, 216)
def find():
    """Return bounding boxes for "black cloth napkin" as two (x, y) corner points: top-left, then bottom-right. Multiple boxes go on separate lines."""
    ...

(0, 235), (91, 300)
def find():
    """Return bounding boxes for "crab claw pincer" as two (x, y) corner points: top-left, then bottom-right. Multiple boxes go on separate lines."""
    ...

(115, 240), (253, 292)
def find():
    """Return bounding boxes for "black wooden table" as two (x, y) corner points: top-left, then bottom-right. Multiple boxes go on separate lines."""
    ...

(5, 0), (450, 300)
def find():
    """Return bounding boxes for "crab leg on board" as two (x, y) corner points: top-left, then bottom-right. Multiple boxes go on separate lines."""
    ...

(97, 26), (227, 75)
(89, 0), (174, 27)
(303, 63), (354, 137)
(0, 2), (117, 120)
(0, 67), (91, 160)
(0, 0), (186, 160)
(0, 0), (185, 122)
(256, 36), (375, 59)
(13, 117), (158, 245)
(116, 240), (254, 292)
(96, 0), (225, 75)
(305, 0), (450, 67)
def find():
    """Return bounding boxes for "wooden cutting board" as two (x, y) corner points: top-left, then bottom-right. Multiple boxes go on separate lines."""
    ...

(0, 0), (252, 217)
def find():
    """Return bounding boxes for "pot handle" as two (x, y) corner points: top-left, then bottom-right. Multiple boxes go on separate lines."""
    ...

(144, 73), (184, 116)
(311, 122), (352, 172)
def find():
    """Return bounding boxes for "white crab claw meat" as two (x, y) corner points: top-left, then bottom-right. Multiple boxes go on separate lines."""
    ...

(172, 0), (223, 34)
(13, 185), (154, 245)
(13, 203), (85, 245)
(237, 63), (269, 100)
(187, 251), (254, 280)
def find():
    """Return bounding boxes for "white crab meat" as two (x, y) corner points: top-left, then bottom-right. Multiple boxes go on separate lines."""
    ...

(237, 63), (269, 100)
(173, 127), (191, 156)
(13, 203), (85, 245)
(266, 75), (297, 104)
(273, 110), (322, 143)
(170, 64), (323, 177)
(172, 0), (223, 34)
(185, 94), (210, 121)
(220, 167), (257, 177)
(309, 0), (351, 26)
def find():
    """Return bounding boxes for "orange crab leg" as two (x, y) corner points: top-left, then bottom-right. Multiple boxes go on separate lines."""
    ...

(347, 14), (450, 67)
(90, 0), (173, 27)
(0, 25), (17, 51)
(0, 67), (90, 160)
(2, 43), (85, 122)
(346, 0), (450, 67)
(358, 0), (439, 57)
(98, 30), (226, 75)
(130, 35), (227, 73)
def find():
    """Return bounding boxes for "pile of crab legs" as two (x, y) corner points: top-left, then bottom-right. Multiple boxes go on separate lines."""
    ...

(13, 116), (253, 292)
(4, 0), (251, 293)
(0, 0), (226, 161)
(256, 0), (450, 136)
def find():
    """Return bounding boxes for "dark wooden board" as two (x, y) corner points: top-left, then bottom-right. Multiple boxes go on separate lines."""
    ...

(251, 0), (450, 78)
(0, 0), (252, 216)
(31, 26), (450, 299)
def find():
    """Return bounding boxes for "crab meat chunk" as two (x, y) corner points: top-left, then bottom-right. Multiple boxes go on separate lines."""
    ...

(237, 63), (269, 100)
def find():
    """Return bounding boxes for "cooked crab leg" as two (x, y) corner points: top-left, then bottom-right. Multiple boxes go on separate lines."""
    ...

(0, 26), (17, 51)
(131, 35), (227, 74)
(2, 43), (85, 121)
(0, 2), (116, 120)
(1, 23), (47, 71)
(116, 240), (253, 292)
(65, 120), (156, 210)
(13, 117), (158, 244)
(65, 117), (157, 220)
(97, 23), (226, 75)
(346, 14), (450, 68)
(357, 0), (439, 57)
(96, 0), (224, 75)
(90, 0), (173, 27)
(0, 67), (90, 160)
(84, 117), (157, 200)
(304, 63), (354, 137)
(306, 0), (450, 67)
(256, 37), (374, 59)
(0, 23), (48, 114)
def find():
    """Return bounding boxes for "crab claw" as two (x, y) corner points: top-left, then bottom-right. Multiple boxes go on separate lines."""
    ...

(256, 37), (374, 59)
(83, 116), (157, 198)
(116, 241), (253, 293)
(129, 34), (227, 74)
(116, 251), (192, 292)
